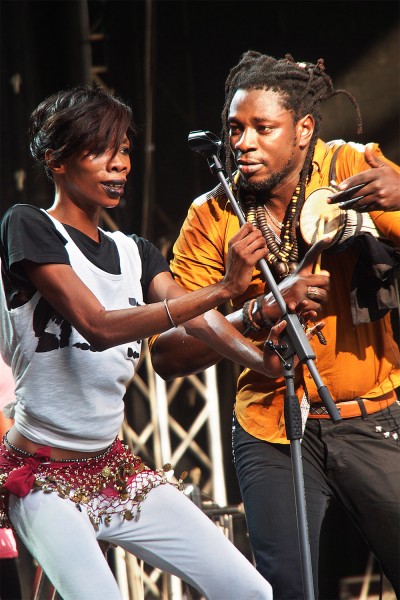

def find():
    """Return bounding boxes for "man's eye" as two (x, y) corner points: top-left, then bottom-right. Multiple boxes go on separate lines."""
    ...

(229, 126), (240, 135)
(257, 125), (271, 133)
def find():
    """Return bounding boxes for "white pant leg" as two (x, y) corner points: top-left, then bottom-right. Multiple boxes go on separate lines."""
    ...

(97, 484), (272, 600)
(9, 491), (122, 600)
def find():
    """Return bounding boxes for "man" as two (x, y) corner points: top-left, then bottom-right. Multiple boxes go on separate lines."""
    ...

(151, 51), (400, 599)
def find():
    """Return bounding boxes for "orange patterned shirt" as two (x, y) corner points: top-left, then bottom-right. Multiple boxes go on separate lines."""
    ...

(169, 139), (400, 443)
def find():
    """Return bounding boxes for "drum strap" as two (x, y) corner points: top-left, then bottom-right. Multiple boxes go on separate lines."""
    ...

(328, 142), (345, 183)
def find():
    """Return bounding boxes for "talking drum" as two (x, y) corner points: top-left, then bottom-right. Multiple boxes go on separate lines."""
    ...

(300, 187), (380, 249)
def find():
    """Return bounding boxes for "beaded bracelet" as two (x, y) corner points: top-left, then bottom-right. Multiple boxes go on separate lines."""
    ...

(253, 296), (275, 329)
(164, 298), (177, 328)
(242, 298), (261, 334)
(242, 297), (275, 335)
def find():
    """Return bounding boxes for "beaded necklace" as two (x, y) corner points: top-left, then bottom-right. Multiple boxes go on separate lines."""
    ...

(243, 183), (301, 278)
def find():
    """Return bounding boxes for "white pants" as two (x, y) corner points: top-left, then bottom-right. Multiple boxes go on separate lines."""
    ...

(9, 483), (272, 600)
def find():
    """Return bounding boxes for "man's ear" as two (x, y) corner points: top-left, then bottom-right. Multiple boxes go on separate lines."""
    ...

(297, 114), (314, 149)
(45, 149), (64, 174)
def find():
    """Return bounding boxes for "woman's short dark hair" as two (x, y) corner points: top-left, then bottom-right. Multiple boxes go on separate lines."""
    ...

(29, 84), (137, 179)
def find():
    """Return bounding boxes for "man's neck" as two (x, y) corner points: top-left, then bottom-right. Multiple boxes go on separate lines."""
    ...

(244, 177), (301, 219)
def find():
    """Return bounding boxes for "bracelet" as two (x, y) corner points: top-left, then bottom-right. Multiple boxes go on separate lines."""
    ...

(252, 296), (275, 329)
(242, 299), (261, 334)
(242, 297), (275, 334)
(164, 298), (177, 328)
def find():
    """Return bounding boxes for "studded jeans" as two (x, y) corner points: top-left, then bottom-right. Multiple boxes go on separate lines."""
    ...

(232, 399), (400, 600)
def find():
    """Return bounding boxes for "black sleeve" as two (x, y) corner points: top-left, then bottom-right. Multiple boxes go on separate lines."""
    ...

(130, 234), (171, 302)
(1, 204), (70, 268)
(0, 204), (70, 307)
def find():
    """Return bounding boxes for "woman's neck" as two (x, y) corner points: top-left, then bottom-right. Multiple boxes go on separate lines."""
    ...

(47, 201), (101, 242)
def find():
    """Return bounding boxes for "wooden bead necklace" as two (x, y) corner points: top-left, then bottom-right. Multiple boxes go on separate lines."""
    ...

(244, 184), (301, 279)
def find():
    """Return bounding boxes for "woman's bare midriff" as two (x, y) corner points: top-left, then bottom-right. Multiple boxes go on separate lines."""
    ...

(5, 425), (107, 460)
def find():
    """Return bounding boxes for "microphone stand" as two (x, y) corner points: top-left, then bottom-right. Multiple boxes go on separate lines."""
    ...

(188, 131), (341, 600)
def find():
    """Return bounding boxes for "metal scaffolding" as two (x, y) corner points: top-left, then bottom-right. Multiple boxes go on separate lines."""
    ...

(120, 343), (228, 598)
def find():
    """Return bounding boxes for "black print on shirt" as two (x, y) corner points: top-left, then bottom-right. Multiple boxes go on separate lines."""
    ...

(33, 296), (142, 358)
(33, 297), (72, 352)
(128, 298), (142, 356)
(72, 341), (97, 352)
(128, 347), (140, 359)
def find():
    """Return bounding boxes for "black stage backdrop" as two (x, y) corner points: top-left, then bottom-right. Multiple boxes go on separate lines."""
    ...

(1, 0), (399, 241)
(0, 1), (399, 597)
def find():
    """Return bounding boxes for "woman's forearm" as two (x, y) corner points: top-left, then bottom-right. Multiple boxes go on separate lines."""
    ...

(151, 309), (273, 380)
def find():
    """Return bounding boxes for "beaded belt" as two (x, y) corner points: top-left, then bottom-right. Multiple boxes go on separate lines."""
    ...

(0, 436), (167, 530)
(308, 389), (398, 419)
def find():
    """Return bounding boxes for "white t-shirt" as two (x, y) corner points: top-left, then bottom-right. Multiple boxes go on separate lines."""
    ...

(1, 214), (145, 451)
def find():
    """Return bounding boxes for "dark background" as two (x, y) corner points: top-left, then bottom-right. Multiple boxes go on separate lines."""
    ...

(1, 0), (399, 243)
(1, 1), (399, 598)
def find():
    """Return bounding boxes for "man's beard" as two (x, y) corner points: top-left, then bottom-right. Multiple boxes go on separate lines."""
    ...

(239, 169), (289, 193)
(237, 145), (298, 194)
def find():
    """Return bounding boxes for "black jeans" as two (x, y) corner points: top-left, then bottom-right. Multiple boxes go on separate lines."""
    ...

(232, 401), (400, 600)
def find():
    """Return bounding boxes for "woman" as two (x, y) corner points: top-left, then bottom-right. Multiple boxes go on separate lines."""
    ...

(0, 85), (278, 600)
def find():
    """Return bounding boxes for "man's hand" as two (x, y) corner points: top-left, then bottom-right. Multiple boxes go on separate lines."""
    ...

(222, 222), (267, 297)
(262, 318), (326, 375)
(258, 238), (331, 324)
(327, 144), (400, 212)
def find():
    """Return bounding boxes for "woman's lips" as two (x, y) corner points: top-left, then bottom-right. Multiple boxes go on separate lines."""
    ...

(101, 182), (125, 198)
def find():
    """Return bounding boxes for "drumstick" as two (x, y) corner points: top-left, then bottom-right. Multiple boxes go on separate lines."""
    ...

(314, 215), (327, 274)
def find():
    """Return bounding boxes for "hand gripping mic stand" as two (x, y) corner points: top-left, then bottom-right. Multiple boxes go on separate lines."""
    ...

(188, 130), (341, 600)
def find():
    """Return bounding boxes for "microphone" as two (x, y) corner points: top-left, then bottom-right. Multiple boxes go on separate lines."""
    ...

(188, 130), (222, 157)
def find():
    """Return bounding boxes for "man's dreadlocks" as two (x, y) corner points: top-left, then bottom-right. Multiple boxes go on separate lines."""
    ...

(221, 50), (362, 210)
